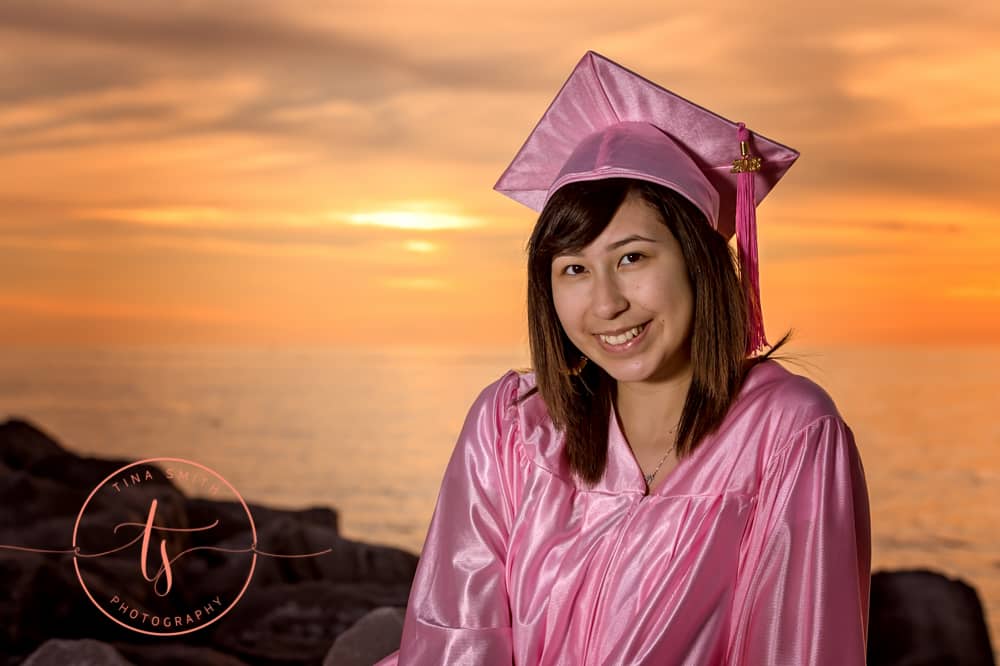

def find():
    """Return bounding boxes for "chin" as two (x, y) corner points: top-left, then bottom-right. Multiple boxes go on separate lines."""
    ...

(594, 358), (660, 384)
(594, 350), (690, 385)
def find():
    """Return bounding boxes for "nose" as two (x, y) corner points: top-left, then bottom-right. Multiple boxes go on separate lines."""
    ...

(591, 272), (629, 320)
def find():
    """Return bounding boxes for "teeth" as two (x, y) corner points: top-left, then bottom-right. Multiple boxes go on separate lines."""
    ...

(599, 323), (644, 346)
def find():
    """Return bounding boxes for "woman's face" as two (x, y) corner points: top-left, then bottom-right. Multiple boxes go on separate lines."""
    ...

(551, 192), (695, 386)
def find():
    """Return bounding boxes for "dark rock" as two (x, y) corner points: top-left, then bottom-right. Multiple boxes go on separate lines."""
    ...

(868, 569), (996, 666)
(179, 501), (416, 594)
(0, 418), (423, 664)
(0, 552), (115, 653)
(27, 452), (144, 493)
(113, 641), (249, 665)
(187, 498), (340, 545)
(0, 419), (146, 493)
(248, 516), (417, 587)
(324, 606), (405, 666)
(0, 464), (87, 531)
(21, 637), (134, 665)
(210, 581), (412, 665)
(0, 419), (69, 470)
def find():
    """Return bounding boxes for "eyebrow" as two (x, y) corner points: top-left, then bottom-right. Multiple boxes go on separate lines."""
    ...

(557, 234), (658, 258)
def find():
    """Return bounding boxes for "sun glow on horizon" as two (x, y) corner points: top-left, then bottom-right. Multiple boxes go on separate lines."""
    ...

(344, 203), (482, 231)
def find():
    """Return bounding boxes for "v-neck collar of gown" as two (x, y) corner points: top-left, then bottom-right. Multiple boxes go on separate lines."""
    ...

(515, 361), (778, 497)
(599, 361), (777, 496)
(605, 399), (684, 496)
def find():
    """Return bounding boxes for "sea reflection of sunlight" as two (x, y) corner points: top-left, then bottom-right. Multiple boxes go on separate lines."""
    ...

(404, 240), (436, 253)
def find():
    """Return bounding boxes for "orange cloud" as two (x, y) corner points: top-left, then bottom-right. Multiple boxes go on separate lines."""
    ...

(0, 0), (996, 347)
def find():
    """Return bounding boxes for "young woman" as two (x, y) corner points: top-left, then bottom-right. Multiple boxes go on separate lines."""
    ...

(376, 52), (871, 665)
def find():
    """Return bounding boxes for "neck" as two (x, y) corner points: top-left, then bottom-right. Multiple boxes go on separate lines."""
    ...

(614, 364), (694, 445)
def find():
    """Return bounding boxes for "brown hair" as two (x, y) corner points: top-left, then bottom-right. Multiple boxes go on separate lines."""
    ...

(520, 178), (789, 486)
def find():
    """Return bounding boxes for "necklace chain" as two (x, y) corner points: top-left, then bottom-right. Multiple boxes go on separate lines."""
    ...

(642, 424), (679, 487)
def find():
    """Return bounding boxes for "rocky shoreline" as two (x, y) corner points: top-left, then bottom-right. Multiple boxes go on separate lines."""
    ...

(1, 418), (995, 665)
(0, 419), (414, 665)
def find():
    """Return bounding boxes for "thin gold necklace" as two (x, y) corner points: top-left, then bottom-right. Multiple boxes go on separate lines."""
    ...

(643, 425), (679, 487)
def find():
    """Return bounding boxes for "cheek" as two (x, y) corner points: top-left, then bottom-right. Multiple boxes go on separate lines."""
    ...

(673, 274), (694, 310)
(638, 273), (693, 320)
(675, 279), (696, 332)
(551, 284), (575, 321)
(670, 280), (695, 324)
(552, 292), (573, 329)
(551, 286), (587, 340)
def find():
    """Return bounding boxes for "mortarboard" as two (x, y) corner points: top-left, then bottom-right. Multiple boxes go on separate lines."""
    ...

(494, 51), (799, 353)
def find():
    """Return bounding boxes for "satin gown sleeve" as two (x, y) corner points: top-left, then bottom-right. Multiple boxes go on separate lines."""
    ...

(726, 415), (872, 665)
(374, 371), (522, 666)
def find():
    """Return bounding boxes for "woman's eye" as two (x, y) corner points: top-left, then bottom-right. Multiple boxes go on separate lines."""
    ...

(620, 252), (644, 266)
(562, 264), (585, 276)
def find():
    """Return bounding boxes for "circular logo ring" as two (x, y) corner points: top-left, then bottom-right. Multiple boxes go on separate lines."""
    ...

(72, 457), (257, 636)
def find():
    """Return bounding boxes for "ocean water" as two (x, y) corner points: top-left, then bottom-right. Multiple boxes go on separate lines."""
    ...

(0, 344), (997, 651)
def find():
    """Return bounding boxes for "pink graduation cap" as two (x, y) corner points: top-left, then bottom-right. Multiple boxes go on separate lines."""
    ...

(494, 51), (799, 354)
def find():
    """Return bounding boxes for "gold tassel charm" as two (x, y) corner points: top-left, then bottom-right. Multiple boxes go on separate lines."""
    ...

(731, 140), (762, 174)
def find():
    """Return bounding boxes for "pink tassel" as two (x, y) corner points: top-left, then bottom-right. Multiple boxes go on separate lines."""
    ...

(734, 123), (768, 354)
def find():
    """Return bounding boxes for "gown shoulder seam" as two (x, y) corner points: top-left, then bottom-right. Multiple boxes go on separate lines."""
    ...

(761, 413), (845, 479)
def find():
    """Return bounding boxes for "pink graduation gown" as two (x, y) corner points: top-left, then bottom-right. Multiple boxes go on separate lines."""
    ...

(374, 360), (871, 665)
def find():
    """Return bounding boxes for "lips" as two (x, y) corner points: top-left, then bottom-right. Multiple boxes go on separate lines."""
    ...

(597, 323), (645, 337)
(595, 321), (650, 352)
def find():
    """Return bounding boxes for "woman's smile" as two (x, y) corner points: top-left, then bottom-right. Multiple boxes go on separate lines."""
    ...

(595, 320), (651, 352)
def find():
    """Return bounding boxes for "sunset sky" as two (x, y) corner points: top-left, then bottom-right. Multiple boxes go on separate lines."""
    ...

(1, 0), (998, 348)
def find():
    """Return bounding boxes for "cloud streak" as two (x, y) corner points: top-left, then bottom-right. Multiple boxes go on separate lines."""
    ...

(0, 0), (997, 344)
